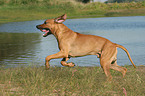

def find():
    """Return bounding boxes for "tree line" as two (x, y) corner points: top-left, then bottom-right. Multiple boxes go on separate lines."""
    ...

(76, 0), (145, 3)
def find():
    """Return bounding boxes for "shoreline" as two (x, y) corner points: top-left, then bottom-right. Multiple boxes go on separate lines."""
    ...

(1, 13), (145, 25)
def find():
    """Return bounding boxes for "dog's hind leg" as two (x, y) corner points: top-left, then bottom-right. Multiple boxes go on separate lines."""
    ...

(100, 54), (112, 81)
(110, 63), (127, 78)
(100, 59), (112, 81)
(61, 57), (75, 67)
(99, 45), (118, 81)
(109, 49), (127, 77)
(110, 59), (127, 78)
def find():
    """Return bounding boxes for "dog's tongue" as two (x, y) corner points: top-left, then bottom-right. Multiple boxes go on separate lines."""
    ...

(42, 29), (49, 37)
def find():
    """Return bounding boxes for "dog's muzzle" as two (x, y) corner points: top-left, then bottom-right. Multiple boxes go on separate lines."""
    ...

(36, 25), (51, 37)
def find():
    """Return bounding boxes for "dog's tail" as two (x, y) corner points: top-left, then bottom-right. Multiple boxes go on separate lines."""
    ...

(115, 44), (136, 68)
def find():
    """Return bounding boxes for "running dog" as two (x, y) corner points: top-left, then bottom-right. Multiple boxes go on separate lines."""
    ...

(36, 14), (136, 80)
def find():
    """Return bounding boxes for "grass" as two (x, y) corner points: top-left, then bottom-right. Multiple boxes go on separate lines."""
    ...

(1, 0), (145, 23)
(0, 65), (145, 95)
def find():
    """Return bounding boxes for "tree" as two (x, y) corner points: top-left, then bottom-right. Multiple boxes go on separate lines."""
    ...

(76, 0), (91, 3)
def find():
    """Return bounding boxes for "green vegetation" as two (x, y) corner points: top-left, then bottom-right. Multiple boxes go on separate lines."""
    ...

(0, 66), (144, 95)
(107, 0), (144, 3)
(1, 0), (145, 23)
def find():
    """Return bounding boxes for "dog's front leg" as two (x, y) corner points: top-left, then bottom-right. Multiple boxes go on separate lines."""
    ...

(45, 51), (67, 69)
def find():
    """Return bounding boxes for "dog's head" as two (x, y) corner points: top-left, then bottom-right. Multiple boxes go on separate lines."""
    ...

(36, 14), (67, 37)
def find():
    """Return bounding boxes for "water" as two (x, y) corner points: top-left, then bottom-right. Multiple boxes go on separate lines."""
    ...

(0, 16), (145, 67)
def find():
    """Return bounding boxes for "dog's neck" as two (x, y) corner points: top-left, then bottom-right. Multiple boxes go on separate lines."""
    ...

(53, 23), (75, 41)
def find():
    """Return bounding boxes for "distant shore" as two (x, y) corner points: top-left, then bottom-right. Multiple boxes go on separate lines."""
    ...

(1, 1), (145, 23)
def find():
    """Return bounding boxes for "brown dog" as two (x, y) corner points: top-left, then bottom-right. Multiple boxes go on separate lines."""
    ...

(36, 14), (136, 80)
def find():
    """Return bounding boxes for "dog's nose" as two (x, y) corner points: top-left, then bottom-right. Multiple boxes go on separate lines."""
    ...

(36, 25), (41, 29)
(36, 25), (39, 29)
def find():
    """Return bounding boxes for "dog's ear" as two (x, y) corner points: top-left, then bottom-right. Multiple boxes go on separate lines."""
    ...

(54, 14), (67, 24)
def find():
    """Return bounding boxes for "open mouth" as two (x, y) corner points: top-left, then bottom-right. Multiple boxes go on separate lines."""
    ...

(40, 28), (51, 37)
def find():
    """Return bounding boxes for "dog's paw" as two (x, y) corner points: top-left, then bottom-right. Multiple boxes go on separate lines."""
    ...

(68, 62), (75, 67)
(45, 65), (50, 70)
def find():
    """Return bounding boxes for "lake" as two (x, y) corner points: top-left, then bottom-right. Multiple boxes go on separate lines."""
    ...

(0, 16), (145, 67)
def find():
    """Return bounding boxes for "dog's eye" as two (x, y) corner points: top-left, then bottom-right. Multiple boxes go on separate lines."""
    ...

(44, 21), (47, 24)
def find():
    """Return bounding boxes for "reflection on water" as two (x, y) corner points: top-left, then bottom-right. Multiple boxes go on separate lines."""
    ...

(0, 16), (145, 67)
(0, 33), (42, 66)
